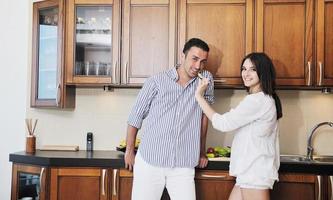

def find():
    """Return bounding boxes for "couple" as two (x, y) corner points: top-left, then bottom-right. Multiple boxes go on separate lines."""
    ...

(125, 38), (282, 200)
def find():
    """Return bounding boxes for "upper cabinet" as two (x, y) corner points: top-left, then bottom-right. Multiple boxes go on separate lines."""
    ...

(178, 0), (254, 86)
(31, 0), (75, 108)
(30, 0), (332, 102)
(316, 0), (333, 86)
(65, 0), (121, 86)
(64, 0), (176, 86)
(256, 0), (333, 87)
(121, 0), (177, 86)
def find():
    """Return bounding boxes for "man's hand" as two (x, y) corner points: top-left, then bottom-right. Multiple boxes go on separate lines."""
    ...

(124, 150), (136, 171)
(197, 154), (208, 168)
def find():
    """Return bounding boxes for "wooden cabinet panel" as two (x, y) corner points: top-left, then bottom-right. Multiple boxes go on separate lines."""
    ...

(270, 173), (320, 200)
(50, 168), (109, 200)
(195, 170), (235, 200)
(256, 0), (314, 86)
(178, 0), (254, 86)
(316, 0), (333, 86)
(121, 0), (176, 85)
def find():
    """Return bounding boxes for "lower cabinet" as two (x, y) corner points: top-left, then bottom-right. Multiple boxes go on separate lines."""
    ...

(50, 168), (109, 200)
(195, 170), (235, 200)
(270, 173), (321, 200)
(11, 163), (333, 200)
(11, 163), (48, 200)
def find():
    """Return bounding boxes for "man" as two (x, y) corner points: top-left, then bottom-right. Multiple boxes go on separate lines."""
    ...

(125, 38), (214, 200)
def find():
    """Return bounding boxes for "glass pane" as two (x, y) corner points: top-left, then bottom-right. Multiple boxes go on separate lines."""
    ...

(18, 172), (40, 200)
(75, 6), (112, 76)
(38, 7), (58, 99)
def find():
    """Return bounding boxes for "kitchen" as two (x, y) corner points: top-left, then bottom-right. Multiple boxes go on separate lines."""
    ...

(1, 0), (333, 199)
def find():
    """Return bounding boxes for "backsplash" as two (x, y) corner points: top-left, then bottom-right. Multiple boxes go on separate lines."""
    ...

(27, 88), (333, 156)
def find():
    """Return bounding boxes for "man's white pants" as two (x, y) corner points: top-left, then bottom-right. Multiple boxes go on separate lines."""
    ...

(131, 153), (196, 200)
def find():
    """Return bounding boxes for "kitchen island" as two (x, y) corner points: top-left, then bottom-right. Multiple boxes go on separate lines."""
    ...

(10, 150), (333, 200)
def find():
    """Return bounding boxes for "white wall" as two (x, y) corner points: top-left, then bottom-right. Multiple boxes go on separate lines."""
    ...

(1, 1), (333, 199)
(27, 89), (333, 156)
(0, 0), (30, 199)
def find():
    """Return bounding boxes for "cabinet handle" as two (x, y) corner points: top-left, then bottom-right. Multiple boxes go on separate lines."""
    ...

(317, 175), (321, 200)
(113, 61), (118, 84)
(39, 167), (45, 194)
(56, 83), (61, 106)
(125, 62), (129, 84)
(112, 169), (118, 196)
(101, 169), (107, 196)
(318, 62), (323, 86)
(329, 176), (333, 200)
(213, 79), (227, 84)
(201, 174), (227, 179)
(307, 61), (312, 86)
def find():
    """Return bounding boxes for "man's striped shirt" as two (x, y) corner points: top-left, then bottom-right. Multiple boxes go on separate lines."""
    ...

(127, 67), (214, 168)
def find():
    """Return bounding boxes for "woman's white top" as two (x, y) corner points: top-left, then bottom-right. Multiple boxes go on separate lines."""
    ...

(212, 92), (279, 180)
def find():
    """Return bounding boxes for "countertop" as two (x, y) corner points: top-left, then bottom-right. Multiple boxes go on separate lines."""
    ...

(9, 150), (333, 174)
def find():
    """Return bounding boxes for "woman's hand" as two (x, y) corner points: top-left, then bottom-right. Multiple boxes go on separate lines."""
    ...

(195, 78), (216, 121)
(195, 78), (209, 98)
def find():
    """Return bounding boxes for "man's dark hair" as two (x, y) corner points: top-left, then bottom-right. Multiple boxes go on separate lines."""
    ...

(182, 38), (209, 55)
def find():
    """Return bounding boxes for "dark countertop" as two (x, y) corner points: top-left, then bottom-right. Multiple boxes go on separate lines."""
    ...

(9, 150), (125, 168)
(9, 150), (333, 174)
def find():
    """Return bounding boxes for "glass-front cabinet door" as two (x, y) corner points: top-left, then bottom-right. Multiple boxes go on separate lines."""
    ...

(65, 0), (120, 85)
(31, 0), (75, 108)
(11, 164), (48, 200)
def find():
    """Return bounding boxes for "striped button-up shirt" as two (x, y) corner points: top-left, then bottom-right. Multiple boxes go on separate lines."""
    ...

(127, 67), (214, 168)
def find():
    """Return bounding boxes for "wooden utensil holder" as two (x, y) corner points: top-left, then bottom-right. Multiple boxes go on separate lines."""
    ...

(26, 136), (36, 153)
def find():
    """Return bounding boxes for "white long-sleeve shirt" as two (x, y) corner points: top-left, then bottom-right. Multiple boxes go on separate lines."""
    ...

(212, 92), (279, 180)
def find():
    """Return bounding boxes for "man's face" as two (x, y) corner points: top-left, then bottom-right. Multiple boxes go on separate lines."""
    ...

(182, 46), (208, 78)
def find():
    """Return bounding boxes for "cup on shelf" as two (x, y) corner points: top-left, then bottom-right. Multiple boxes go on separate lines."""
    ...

(106, 63), (112, 76)
(75, 61), (83, 75)
(84, 61), (96, 76)
(97, 62), (108, 76)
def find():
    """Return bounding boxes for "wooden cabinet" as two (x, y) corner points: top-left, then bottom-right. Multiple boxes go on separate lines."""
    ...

(121, 0), (177, 86)
(31, 0), (75, 108)
(271, 173), (321, 200)
(11, 164), (48, 200)
(65, 0), (176, 86)
(65, 0), (121, 86)
(50, 167), (109, 200)
(256, 0), (333, 87)
(11, 163), (333, 200)
(316, 0), (333, 86)
(178, 0), (254, 86)
(195, 170), (235, 200)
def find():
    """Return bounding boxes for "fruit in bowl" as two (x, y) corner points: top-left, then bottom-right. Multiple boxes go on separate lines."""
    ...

(206, 146), (231, 158)
(117, 138), (140, 153)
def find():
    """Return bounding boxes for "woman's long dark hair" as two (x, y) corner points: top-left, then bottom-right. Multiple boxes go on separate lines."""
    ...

(240, 52), (283, 119)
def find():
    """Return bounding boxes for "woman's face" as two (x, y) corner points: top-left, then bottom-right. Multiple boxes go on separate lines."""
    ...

(241, 58), (261, 93)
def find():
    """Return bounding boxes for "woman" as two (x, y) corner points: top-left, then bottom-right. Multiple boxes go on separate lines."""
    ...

(195, 52), (282, 200)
